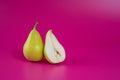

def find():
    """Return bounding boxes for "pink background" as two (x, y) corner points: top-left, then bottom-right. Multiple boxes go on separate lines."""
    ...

(0, 0), (120, 80)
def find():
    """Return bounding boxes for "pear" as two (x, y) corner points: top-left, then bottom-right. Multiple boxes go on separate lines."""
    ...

(23, 22), (43, 61)
(44, 30), (66, 64)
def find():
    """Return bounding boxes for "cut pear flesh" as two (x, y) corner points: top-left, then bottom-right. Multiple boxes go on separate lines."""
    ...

(44, 30), (66, 63)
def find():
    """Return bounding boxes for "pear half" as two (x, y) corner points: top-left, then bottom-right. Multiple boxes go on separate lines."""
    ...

(44, 30), (66, 64)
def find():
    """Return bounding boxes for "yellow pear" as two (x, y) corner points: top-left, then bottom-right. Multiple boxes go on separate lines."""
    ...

(23, 22), (43, 61)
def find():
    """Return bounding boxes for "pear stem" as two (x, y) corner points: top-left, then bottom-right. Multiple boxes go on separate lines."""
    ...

(34, 22), (39, 29)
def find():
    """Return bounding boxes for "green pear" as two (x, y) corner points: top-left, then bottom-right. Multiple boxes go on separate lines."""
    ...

(23, 22), (43, 61)
(44, 30), (66, 64)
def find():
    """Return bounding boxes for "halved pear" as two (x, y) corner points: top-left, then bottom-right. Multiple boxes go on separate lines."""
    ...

(44, 30), (66, 64)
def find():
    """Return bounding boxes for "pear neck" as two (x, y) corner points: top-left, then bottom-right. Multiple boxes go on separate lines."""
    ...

(33, 22), (39, 30)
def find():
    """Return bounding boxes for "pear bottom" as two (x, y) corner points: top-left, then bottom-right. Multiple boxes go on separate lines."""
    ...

(23, 50), (43, 61)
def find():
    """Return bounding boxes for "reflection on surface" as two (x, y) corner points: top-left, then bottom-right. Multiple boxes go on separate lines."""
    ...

(22, 62), (67, 80)
(44, 65), (67, 80)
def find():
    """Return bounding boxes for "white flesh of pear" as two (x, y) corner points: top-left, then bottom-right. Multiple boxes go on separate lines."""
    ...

(44, 30), (66, 63)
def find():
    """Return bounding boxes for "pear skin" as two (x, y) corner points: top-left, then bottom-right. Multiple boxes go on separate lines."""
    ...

(23, 22), (43, 61)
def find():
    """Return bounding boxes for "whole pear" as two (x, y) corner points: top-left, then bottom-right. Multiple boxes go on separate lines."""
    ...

(23, 22), (43, 61)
